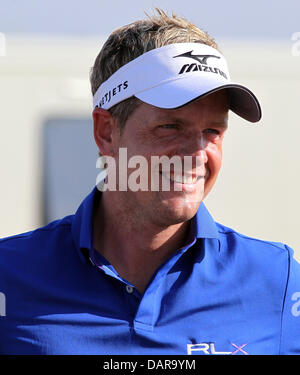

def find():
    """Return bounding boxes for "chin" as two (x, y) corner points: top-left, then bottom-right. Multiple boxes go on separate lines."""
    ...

(157, 193), (203, 224)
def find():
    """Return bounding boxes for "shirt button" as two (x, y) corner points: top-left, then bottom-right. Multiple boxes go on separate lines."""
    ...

(126, 285), (134, 294)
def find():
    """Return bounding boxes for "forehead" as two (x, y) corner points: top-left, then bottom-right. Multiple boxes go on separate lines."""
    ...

(132, 90), (229, 124)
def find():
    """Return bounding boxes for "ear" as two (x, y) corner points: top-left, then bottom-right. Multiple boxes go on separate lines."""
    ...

(93, 108), (117, 156)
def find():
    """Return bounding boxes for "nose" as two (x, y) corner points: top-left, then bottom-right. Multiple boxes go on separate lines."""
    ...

(180, 134), (208, 164)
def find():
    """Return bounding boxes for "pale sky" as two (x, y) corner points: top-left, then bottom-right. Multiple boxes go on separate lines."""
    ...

(1, 0), (299, 41)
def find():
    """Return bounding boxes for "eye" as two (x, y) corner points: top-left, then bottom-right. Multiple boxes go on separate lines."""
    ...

(158, 124), (179, 130)
(204, 128), (220, 135)
(203, 128), (223, 143)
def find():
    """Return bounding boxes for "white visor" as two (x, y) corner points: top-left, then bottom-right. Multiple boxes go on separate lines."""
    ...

(93, 43), (262, 123)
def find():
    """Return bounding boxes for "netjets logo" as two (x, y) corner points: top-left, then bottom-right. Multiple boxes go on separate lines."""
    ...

(173, 50), (227, 79)
(187, 342), (249, 355)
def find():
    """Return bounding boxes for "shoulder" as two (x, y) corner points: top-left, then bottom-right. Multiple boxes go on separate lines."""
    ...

(0, 215), (77, 300)
(214, 221), (296, 298)
(0, 215), (73, 242)
(215, 221), (290, 257)
(0, 215), (74, 263)
(214, 222), (300, 353)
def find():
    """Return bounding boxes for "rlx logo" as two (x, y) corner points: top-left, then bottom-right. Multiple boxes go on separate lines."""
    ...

(187, 342), (248, 355)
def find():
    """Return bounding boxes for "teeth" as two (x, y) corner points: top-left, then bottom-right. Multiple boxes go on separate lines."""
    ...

(183, 175), (194, 184)
(164, 173), (198, 184)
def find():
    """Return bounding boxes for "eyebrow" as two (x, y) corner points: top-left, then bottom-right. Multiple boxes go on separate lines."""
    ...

(210, 121), (228, 129)
(154, 116), (228, 129)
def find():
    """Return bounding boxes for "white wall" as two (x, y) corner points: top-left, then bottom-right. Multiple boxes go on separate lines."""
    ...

(0, 35), (99, 236)
(0, 35), (299, 260)
(205, 40), (300, 260)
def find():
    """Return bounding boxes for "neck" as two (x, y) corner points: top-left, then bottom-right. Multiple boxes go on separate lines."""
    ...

(93, 191), (191, 293)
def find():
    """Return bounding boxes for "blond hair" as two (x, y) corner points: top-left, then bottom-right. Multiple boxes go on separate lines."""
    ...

(90, 8), (220, 128)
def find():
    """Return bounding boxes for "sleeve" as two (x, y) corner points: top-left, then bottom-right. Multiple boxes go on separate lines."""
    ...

(279, 245), (300, 354)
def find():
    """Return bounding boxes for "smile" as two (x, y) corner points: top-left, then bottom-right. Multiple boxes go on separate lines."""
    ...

(160, 172), (205, 185)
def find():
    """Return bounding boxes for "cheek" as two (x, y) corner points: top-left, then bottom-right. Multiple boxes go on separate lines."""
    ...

(206, 142), (223, 177)
(203, 144), (223, 198)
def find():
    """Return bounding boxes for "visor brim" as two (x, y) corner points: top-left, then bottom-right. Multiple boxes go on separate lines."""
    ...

(135, 76), (262, 123)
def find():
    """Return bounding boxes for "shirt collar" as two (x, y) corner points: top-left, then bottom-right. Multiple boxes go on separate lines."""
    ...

(192, 201), (220, 240)
(71, 187), (219, 263)
(71, 186), (99, 263)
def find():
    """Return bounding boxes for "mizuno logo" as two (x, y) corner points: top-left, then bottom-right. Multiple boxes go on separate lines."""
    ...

(173, 50), (227, 79)
(173, 50), (220, 65)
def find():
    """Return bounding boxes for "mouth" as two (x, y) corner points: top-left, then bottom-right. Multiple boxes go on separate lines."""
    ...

(159, 171), (206, 185)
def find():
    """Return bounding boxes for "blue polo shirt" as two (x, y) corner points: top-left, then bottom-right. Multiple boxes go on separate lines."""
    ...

(0, 187), (300, 355)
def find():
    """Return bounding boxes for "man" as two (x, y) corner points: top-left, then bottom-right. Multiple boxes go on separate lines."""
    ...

(0, 9), (300, 355)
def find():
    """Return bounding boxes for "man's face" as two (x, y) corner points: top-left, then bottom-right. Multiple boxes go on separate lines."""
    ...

(111, 90), (229, 227)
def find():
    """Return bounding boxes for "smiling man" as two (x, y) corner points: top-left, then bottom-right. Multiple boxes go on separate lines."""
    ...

(1, 9), (300, 355)
(93, 91), (229, 293)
